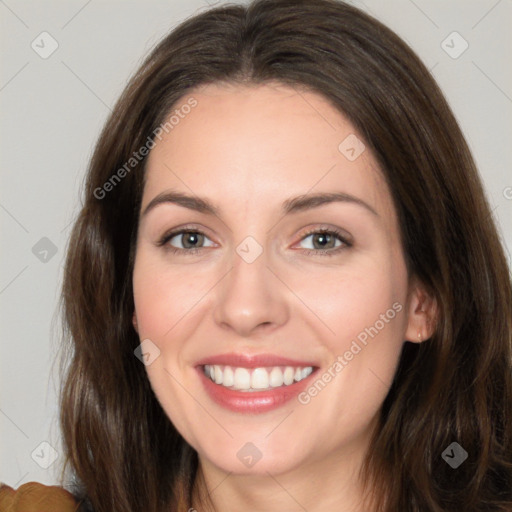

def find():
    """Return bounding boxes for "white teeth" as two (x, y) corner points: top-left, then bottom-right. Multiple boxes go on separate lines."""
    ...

(223, 366), (234, 387)
(203, 364), (314, 391)
(251, 368), (269, 389)
(214, 365), (223, 385)
(283, 366), (294, 385)
(233, 367), (251, 390)
(269, 367), (284, 387)
(301, 367), (313, 379)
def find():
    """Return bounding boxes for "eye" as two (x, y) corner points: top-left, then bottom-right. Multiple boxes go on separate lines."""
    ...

(157, 226), (352, 257)
(157, 228), (215, 254)
(296, 228), (352, 256)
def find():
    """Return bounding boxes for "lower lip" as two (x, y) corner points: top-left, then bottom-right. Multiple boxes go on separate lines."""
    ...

(196, 366), (318, 414)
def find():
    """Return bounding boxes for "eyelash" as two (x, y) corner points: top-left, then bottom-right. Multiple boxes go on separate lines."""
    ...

(157, 225), (352, 257)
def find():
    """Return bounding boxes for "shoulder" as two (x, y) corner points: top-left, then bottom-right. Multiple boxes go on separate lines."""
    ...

(0, 481), (82, 512)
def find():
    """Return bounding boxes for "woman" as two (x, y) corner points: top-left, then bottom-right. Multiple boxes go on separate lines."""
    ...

(1, 0), (510, 510)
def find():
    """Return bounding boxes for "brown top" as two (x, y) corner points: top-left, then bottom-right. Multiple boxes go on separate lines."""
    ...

(0, 482), (81, 512)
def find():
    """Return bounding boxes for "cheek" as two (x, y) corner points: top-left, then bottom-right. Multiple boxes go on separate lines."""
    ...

(302, 264), (405, 351)
(132, 252), (212, 340)
(132, 253), (205, 441)
(132, 271), (174, 338)
(297, 254), (408, 411)
(320, 260), (407, 396)
(293, 266), (406, 431)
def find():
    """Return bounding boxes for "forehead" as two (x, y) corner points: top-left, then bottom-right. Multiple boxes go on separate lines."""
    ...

(142, 82), (391, 220)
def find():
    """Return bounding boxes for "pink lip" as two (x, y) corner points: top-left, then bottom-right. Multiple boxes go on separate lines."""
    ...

(195, 354), (319, 414)
(195, 352), (318, 369)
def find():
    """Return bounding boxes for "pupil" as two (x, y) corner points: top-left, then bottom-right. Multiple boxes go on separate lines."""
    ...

(184, 232), (201, 248)
(315, 233), (331, 248)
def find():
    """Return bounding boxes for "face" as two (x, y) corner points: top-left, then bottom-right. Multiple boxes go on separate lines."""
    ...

(132, 82), (424, 477)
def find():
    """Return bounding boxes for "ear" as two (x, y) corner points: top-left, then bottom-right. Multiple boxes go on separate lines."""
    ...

(132, 311), (139, 334)
(403, 279), (437, 343)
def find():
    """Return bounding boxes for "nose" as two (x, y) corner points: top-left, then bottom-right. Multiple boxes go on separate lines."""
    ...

(212, 244), (290, 338)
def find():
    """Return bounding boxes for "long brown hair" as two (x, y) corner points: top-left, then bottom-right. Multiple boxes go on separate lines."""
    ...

(58, 0), (512, 510)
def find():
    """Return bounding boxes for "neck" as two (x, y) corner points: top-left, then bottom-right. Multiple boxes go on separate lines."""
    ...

(190, 422), (379, 512)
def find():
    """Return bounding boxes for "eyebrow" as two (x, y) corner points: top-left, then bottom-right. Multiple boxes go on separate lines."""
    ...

(141, 190), (379, 218)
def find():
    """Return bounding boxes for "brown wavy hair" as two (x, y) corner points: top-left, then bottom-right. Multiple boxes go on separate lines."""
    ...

(57, 0), (512, 510)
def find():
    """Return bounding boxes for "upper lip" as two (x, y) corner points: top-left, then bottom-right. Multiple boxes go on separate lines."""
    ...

(195, 353), (319, 369)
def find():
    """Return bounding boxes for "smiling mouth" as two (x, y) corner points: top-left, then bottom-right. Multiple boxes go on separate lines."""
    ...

(202, 364), (315, 392)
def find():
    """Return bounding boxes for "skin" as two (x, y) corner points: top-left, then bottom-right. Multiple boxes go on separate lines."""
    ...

(132, 82), (436, 512)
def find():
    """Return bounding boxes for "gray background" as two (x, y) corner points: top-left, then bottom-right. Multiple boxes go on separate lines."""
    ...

(1, 0), (511, 487)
